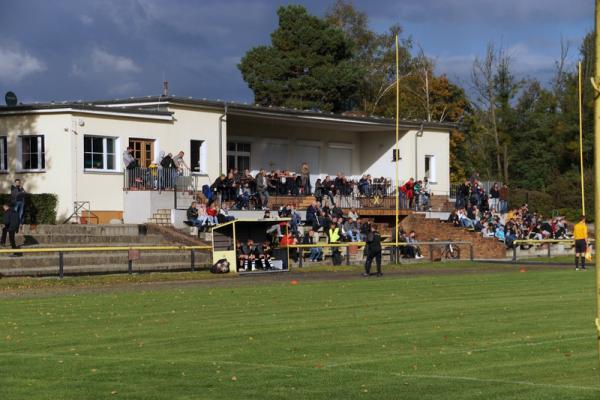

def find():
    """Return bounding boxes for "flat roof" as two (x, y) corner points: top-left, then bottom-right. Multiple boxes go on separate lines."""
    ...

(0, 95), (455, 130)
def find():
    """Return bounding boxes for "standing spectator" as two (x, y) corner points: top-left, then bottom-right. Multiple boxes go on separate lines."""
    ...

(328, 222), (342, 265)
(573, 215), (588, 271)
(1, 202), (21, 257)
(255, 169), (271, 210)
(363, 225), (382, 277)
(420, 178), (431, 210)
(160, 152), (177, 188)
(489, 183), (500, 212)
(173, 151), (189, 172)
(123, 146), (137, 188)
(499, 184), (509, 213)
(11, 179), (26, 225)
(300, 162), (311, 195)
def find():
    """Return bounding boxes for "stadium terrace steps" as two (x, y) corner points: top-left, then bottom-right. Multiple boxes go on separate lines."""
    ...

(147, 208), (173, 226)
(400, 214), (506, 259)
(1, 224), (211, 277)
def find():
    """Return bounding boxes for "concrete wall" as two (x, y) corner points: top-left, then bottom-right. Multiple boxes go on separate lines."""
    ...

(123, 191), (175, 224)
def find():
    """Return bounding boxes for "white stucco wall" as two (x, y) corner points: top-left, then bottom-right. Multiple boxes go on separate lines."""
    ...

(359, 129), (450, 195)
(0, 113), (74, 220)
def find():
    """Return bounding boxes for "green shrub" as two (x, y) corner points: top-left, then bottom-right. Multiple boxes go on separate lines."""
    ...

(0, 193), (58, 224)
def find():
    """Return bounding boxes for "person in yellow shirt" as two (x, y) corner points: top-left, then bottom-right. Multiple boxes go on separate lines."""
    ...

(573, 215), (588, 271)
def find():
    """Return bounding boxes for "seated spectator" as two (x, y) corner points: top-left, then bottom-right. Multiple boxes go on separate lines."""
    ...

(343, 218), (360, 242)
(186, 201), (201, 228)
(218, 204), (235, 223)
(206, 203), (219, 226)
(347, 207), (359, 221)
(303, 229), (323, 262)
(314, 179), (324, 205)
(447, 210), (460, 227)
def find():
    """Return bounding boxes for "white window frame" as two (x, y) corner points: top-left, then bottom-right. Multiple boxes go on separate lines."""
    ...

(190, 139), (207, 175)
(83, 135), (119, 172)
(18, 135), (45, 172)
(227, 141), (251, 171)
(0, 136), (7, 172)
(425, 155), (437, 183)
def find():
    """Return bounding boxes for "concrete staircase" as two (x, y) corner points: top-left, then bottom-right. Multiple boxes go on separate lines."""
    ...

(147, 208), (172, 226)
(0, 224), (211, 277)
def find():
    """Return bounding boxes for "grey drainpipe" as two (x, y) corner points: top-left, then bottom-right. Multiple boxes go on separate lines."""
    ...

(219, 104), (228, 175)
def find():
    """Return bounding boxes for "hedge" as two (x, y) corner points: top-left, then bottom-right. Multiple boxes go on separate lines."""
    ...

(0, 193), (58, 224)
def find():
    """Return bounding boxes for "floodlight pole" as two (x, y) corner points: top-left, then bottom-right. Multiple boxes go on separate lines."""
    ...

(394, 35), (400, 257)
(594, 0), (600, 364)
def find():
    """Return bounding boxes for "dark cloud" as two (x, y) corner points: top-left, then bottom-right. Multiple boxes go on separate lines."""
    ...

(0, 0), (593, 103)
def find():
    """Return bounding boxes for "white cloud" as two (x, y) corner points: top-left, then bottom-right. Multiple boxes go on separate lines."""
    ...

(79, 14), (93, 26)
(72, 48), (141, 77)
(91, 48), (140, 73)
(0, 43), (46, 84)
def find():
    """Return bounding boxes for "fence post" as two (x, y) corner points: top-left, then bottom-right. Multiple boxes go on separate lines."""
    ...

(512, 246), (517, 263)
(58, 251), (64, 279)
(429, 244), (433, 262)
(128, 259), (133, 274)
(469, 244), (474, 261)
(345, 245), (350, 265)
(299, 248), (303, 268)
(190, 249), (195, 272)
(547, 242), (551, 258)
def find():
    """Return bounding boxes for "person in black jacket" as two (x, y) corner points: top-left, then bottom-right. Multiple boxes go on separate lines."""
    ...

(11, 179), (26, 225)
(1, 203), (22, 257)
(363, 225), (382, 277)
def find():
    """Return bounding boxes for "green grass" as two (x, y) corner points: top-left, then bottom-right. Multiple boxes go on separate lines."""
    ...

(1, 266), (599, 399)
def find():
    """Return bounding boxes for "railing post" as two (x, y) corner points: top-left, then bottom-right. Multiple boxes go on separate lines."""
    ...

(58, 251), (64, 279)
(174, 183), (178, 210)
(299, 248), (303, 268)
(429, 244), (433, 261)
(512, 246), (517, 263)
(547, 242), (551, 258)
(469, 243), (474, 261)
(190, 249), (195, 272)
(345, 245), (350, 265)
(128, 259), (133, 274)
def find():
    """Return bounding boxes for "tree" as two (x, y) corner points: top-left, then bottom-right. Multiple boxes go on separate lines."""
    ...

(326, 0), (413, 115)
(238, 5), (363, 112)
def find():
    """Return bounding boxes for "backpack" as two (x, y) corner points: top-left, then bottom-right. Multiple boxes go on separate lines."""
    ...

(210, 259), (230, 274)
(332, 249), (343, 265)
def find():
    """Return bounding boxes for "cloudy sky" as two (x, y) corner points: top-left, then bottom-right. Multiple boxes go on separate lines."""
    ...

(0, 0), (593, 104)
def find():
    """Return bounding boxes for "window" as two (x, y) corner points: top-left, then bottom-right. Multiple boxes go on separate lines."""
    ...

(392, 149), (401, 162)
(227, 142), (251, 171)
(84, 136), (117, 171)
(0, 137), (6, 172)
(425, 155), (436, 182)
(20, 135), (45, 171)
(190, 140), (207, 174)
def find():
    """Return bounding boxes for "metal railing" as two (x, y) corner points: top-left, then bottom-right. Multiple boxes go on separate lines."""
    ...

(510, 238), (595, 262)
(287, 240), (474, 267)
(0, 245), (212, 278)
(123, 167), (198, 193)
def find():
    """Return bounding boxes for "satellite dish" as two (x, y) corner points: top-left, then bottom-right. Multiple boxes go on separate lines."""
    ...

(5, 91), (17, 107)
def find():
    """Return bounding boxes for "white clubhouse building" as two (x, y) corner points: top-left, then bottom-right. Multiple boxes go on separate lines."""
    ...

(0, 96), (452, 223)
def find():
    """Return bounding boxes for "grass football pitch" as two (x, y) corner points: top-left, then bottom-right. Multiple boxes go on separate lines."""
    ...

(1, 265), (600, 399)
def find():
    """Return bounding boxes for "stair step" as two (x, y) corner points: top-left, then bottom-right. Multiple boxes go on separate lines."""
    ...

(1, 262), (212, 277)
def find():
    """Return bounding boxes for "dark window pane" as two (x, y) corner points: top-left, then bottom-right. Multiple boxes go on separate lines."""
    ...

(227, 143), (236, 151)
(29, 137), (38, 153)
(107, 154), (114, 170)
(92, 137), (103, 152)
(84, 137), (91, 152)
(227, 155), (235, 171)
(239, 143), (251, 152)
(106, 138), (114, 153)
(93, 154), (103, 169)
(84, 154), (93, 169)
(238, 156), (250, 171)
